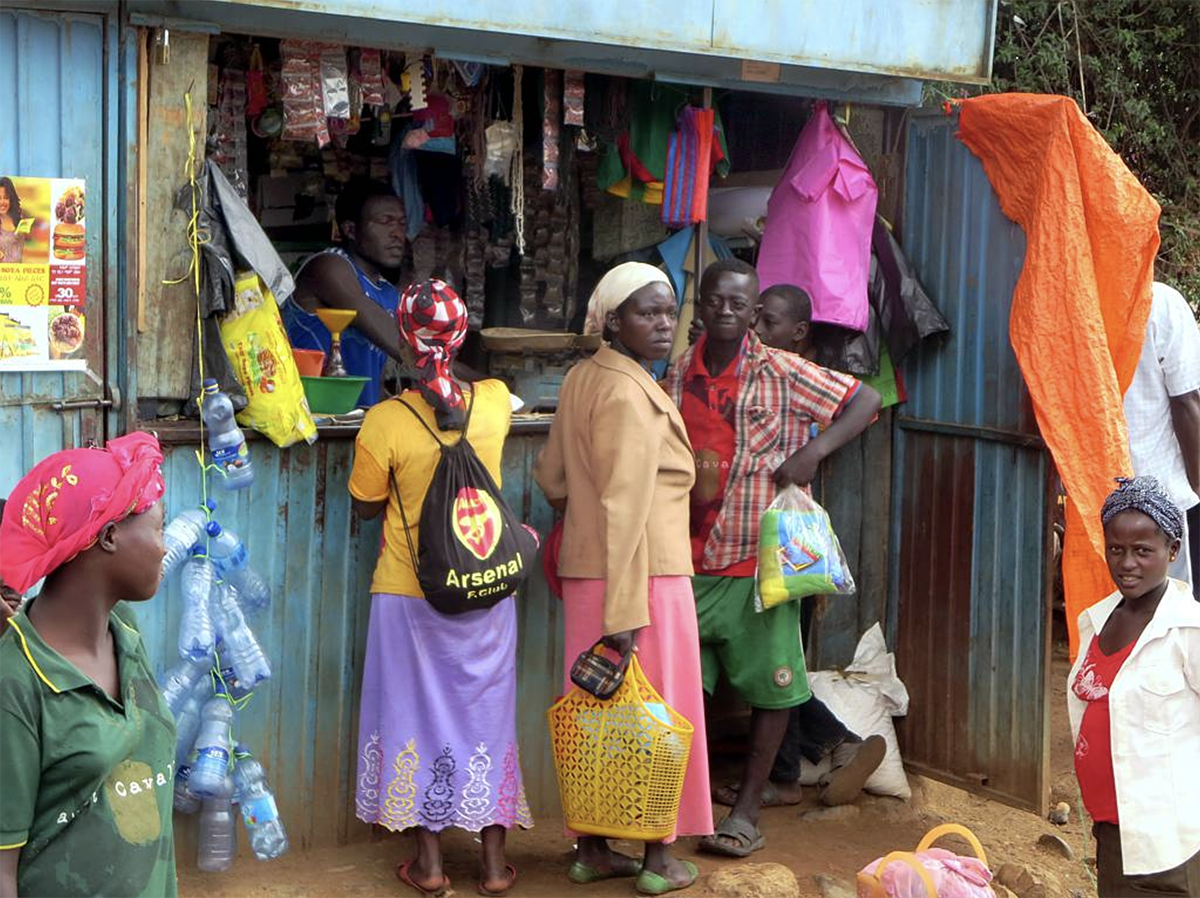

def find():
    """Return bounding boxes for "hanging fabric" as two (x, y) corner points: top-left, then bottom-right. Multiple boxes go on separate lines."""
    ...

(757, 101), (877, 332)
(661, 107), (725, 227)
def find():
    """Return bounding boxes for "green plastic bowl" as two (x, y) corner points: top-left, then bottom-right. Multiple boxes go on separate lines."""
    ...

(300, 375), (368, 415)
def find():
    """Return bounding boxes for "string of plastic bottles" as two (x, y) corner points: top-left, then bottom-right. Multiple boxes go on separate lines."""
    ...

(159, 495), (286, 872)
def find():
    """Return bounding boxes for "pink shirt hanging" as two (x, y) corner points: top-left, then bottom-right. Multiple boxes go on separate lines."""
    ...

(757, 102), (877, 332)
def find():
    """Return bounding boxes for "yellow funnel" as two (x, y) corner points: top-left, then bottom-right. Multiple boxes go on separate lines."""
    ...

(315, 307), (357, 337)
(315, 308), (358, 377)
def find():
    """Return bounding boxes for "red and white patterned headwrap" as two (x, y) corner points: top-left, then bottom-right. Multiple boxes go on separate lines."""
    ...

(398, 278), (469, 428)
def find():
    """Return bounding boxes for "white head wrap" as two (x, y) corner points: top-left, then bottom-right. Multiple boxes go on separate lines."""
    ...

(583, 262), (673, 336)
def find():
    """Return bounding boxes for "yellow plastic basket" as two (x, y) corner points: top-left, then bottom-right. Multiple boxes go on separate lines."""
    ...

(547, 653), (694, 841)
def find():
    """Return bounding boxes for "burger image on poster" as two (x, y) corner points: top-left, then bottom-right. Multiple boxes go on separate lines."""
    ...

(49, 308), (85, 360)
(52, 183), (86, 262)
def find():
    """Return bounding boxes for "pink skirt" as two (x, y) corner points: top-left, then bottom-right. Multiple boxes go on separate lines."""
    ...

(560, 576), (714, 840)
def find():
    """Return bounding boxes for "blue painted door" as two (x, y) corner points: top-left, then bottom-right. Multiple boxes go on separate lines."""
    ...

(889, 113), (1051, 811)
(0, 8), (118, 496)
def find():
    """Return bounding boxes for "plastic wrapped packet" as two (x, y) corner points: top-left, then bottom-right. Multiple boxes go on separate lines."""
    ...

(755, 485), (855, 611)
(357, 48), (385, 106)
(280, 41), (321, 143)
(543, 69), (562, 190)
(320, 45), (350, 120)
(563, 70), (585, 126)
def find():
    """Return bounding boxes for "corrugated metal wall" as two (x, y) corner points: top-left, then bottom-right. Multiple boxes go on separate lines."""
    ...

(889, 113), (1050, 811)
(0, 8), (115, 493)
(143, 429), (561, 853)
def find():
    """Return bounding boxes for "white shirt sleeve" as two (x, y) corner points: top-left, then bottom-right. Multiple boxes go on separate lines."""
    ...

(1152, 282), (1200, 397)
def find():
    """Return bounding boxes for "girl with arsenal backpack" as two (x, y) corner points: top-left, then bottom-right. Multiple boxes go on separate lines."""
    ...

(349, 280), (531, 897)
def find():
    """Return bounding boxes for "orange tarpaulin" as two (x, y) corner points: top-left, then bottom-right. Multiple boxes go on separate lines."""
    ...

(957, 94), (1160, 659)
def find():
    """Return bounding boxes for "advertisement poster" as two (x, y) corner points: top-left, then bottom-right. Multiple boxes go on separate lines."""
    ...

(0, 176), (88, 371)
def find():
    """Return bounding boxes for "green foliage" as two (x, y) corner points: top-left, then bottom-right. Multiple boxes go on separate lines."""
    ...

(938, 0), (1200, 314)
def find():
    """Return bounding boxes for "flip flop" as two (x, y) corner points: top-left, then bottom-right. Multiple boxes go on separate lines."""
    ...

(712, 781), (802, 808)
(698, 815), (767, 858)
(567, 855), (644, 883)
(636, 859), (699, 896)
(396, 860), (450, 897)
(477, 863), (517, 897)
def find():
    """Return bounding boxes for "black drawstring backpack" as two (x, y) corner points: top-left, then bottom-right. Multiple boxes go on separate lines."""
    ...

(388, 390), (537, 614)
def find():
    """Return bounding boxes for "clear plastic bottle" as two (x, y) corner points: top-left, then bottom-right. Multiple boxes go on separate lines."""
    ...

(205, 522), (271, 614)
(173, 677), (212, 768)
(161, 501), (215, 579)
(161, 657), (210, 716)
(201, 379), (254, 491)
(196, 797), (237, 873)
(174, 758), (202, 814)
(188, 697), (235, 798)
(231, 745), (290, 859)
(213, 582), (271, 688)
(178, 553), (218, 662)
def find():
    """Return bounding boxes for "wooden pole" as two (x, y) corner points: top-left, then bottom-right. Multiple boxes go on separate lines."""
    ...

(694, 87), (712, 288)
(136, 30), (149, 333)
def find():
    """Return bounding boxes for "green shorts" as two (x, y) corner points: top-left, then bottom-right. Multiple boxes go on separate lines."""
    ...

(693, 574), (811, 710)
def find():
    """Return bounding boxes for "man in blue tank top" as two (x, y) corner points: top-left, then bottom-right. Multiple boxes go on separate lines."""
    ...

(284, 179), (412, 408)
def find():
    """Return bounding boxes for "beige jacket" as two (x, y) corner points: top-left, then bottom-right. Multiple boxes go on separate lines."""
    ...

(534, 346), (695, 634)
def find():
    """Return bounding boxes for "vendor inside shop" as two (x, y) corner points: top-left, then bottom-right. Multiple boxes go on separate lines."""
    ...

(283, 178), (413, 408)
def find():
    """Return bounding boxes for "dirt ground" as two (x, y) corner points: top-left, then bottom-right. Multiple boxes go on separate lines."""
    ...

(180, 643), (1095, 898)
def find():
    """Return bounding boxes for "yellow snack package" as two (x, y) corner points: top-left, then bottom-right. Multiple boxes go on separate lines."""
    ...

(220, 272), (317, 447)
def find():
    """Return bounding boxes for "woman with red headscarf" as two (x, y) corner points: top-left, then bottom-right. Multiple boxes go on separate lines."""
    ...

(0, 432), (177, 898)
(348, 280), (529, 898)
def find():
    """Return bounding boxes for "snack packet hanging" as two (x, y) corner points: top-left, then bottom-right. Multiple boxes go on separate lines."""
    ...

(755, 485), (855, 611)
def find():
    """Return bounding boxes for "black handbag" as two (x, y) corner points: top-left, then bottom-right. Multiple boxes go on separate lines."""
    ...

(388, 390), (536, 614)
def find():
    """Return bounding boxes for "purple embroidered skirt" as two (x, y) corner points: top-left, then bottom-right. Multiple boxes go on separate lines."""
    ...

(355, 593), (533, 833)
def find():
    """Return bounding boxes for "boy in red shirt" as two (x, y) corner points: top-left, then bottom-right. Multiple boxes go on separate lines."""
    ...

(665, 261), (881, 857)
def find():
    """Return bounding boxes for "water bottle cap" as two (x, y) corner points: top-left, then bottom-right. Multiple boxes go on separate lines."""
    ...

(205, 521), (222, 537)
(202, 378), (219, 394)
(204, 498), (217, 512)
(189, 545), (206, 557)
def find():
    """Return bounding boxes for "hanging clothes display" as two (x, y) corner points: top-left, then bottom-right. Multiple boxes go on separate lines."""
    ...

(757, 101), (877, 332)
(596, 82), (729, 207)
(661, 107), (726, 226)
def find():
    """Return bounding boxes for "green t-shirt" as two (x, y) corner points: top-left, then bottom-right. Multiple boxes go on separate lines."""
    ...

(0, 601), (178, 898)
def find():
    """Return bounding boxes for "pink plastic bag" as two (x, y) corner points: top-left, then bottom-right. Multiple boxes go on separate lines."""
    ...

(757, 101), (877, 332)
(857, 825), (995, 898)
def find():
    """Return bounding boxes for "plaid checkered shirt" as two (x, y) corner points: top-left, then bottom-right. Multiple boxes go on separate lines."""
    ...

(664, 332), (859, 571)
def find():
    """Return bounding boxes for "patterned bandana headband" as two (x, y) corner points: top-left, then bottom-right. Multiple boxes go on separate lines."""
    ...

(398, 278), (468, 428)
(1100, 476), (1184, 541)
(0, 432), (165, 594)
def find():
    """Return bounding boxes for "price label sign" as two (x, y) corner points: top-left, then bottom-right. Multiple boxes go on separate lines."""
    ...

(0, 176), (88, 370)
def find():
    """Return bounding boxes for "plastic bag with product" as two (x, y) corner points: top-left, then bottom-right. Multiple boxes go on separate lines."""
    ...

(755, 485), (855, 611)
(220, 271), (317, 448)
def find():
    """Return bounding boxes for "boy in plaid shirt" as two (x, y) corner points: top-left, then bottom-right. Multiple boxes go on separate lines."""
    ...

(665, 260), (881, 857)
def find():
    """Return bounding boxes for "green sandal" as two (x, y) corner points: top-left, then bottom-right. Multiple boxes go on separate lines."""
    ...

(567, 855), (643, 884)
(636, 860), (700, 896)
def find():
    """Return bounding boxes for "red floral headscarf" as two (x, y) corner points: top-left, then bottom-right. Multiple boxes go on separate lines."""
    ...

(0, 432), (165, 593)
(398, 278), (468, 429)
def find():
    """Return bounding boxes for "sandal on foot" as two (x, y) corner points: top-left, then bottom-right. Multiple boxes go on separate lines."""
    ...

(568, 855), (643, 883)
(636, 860), (699, 896)
(712, 781), (801, 808)
(396, 861), (450, 897)
(698, 815), (767, 858)
(478, 863), (517, 897)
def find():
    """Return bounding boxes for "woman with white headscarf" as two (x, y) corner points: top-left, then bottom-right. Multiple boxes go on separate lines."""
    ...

(535, 262), (712, 895)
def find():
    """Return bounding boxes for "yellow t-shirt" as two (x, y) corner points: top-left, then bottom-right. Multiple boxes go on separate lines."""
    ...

(348, 380), (512, 596)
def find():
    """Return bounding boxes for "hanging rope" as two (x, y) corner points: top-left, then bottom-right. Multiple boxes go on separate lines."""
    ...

(511, 64), (525, 255)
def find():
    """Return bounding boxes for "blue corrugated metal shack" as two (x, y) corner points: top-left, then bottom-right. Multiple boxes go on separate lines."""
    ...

(2, 0), (1053, 859)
